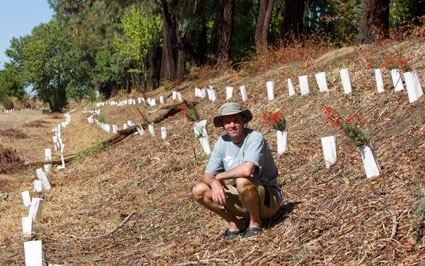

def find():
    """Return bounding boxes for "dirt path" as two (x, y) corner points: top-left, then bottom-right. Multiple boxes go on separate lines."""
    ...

(0, 110), (44, 130)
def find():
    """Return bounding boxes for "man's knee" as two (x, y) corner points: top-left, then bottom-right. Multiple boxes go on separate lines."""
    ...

(235, 177), (257, 195)
(192, 182), (209, 201)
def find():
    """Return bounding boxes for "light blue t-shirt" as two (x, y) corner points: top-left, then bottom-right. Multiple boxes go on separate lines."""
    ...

(205, 128), (282, 202)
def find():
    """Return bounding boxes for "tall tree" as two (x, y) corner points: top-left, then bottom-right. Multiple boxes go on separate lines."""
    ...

(280, 0), (305, 41)
(7, 20), (73, 111)
(159, 0), (184, 81)
(113, 4), (162, 91)
(356, 0), (390, 44)
(208, 0), (235, 66)
(255, 0), (274, 52)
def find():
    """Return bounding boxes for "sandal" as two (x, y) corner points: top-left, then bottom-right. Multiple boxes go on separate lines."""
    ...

(242, 227), (263, 240)
(224, 229), (245, 241)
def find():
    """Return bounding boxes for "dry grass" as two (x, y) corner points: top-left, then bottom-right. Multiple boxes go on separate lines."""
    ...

(0, 39), (425, 265)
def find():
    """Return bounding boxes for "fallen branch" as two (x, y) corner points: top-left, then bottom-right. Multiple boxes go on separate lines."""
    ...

(27, 101), (199, 167)
(80, 211), (135, 240)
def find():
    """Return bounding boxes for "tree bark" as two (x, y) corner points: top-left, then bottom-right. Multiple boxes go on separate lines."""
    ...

(208, 0), (235, 66)
(280, 0), (304, 41)
(160, 0), (178, 81)
(356, 0), (389, 44)
(255, 0), (274, 53)
(148, 46), (162, 90)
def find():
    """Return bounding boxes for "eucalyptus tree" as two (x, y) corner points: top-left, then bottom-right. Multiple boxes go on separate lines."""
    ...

(357, 0), (390, 44)
(113, 4), (163, 91)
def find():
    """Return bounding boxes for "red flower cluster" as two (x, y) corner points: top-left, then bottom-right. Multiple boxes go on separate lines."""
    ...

(261, 112), (287, 131)
(320, 106), (365, 133)
(381, 52), (413, 72)
(363, 49), (413, 72)
(320, 106), (371, 147)
(177, 103), (200, 122)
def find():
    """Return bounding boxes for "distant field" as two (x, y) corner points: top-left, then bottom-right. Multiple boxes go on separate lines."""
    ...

(0, 110), (43, 130)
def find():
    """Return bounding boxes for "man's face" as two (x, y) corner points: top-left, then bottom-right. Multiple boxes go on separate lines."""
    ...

(222, 114), (246, 143)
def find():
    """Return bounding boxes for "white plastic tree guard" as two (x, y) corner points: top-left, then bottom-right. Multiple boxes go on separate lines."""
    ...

(112, 124), (118, 134)
(225, 86), (233, 100)
(207, 86), (217, 102)
(315, 72), (328, 92)
(148, 124), (155, 136)
(160, 95), (164, 104)
(404, 71), (423, 103)
(43, 164), (51, 174)
(360, 145), (380, 179)
(34, 180), (42, 192)
(161, 127), (167, 139)
(391, 69), (404, 91)
(240, 85), (248, 102)
(340, 68), (352, 94)
(22, 191), (31, 207)
(288, 79), (295, 96)
(299, 75), (310, 96)
(172, 91), (177, 100)
(137, 125), (145, 135)
(57, 155), (65, 169)
(277, 130), (288, 155)
(266, 81), (275, 101)
(193, 120), (211, 155)
(28, 198), (44, 222)
(37, 170), (51, 191)
(24, 240), (42, 266)
(374, 69), (385, 93)
(199, 88), (206, 98)
(44, 149), (51, 161)
(320, 136), (337, 168)
(22, 217), (32, 237)
(177, 92), (182, 102)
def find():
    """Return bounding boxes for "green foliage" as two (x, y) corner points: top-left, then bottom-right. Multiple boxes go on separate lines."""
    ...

(113, 5), (162, 72)
(6, 20), (72, 111)
(0, 63), (26, 99)
(390, 0), (425, 27)
(74, 141), (108, 163)
(0, 96), (14, 110)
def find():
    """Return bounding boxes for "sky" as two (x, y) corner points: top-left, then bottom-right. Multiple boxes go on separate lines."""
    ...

(0, 0), (54, 70)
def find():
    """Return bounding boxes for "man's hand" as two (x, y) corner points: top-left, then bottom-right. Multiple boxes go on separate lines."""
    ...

(211, 179), (227, 206)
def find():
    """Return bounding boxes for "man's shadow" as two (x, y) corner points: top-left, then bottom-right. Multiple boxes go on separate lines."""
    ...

(262, 202), (300, 229)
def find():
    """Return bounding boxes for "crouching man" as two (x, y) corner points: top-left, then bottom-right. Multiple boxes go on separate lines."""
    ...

(192, 102), (282, 240)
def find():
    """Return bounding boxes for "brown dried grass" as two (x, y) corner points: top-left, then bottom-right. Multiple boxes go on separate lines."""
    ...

(0, 39), (425, 265)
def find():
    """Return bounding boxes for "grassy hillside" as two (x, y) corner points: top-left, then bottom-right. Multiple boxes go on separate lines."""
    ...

(1, 39), (424, 265)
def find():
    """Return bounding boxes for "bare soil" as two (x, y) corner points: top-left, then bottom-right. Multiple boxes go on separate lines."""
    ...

(0, 110), (46, 130)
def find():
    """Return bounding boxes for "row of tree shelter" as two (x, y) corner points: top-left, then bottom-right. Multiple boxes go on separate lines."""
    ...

(18, 65), (423, 265)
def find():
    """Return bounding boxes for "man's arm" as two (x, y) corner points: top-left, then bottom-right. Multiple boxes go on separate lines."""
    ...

(215, 162), (256, 181)
(203, 162), (255, 205)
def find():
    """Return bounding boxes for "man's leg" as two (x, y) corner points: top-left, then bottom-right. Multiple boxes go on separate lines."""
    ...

(235, 177), (261, 228)
(192, 182), (246, 231)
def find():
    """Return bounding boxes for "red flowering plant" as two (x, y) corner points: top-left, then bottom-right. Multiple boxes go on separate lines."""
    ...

(381, 51), (413, 72)
(261, 112), (287, 131)
(320, 106), (372, 147)
(363, 49), (413, 72)
(177, 103), (200, 123)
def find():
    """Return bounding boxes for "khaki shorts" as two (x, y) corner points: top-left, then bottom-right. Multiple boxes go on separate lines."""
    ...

(220, 180), (280, 219)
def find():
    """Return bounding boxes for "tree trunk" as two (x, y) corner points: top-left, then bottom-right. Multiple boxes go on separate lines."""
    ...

(149, 46), (162, 90)
(356, 0), (389, 44)
(160, 0), (183, 82)
(208, 0), (235, 66)
(280, 0), (305, 41)
(255, 0), (274, 53)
